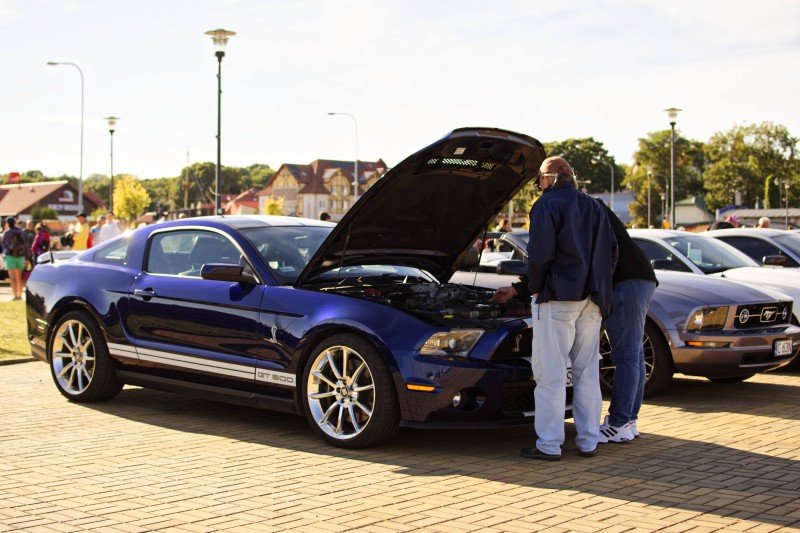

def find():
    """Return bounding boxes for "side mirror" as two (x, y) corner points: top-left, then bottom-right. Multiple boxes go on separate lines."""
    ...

(763, 254), (788, 266)
(650, 258), (691, 272)
(497, 259), (528, 276)
(201, 263), (258, 284)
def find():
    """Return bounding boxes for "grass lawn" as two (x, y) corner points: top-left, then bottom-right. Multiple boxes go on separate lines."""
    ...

(0, 299), (32, 361)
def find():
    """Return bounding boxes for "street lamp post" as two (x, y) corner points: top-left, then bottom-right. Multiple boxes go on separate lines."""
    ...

(104, 116), (119, 211)
(47, 61), (84, 212)
(646, 170), (652, 228)
(205, 28), (236, 216)
(660, 192), (666, 225)
(785, 180), (790, 229)
(328, 112), (359, 206)
(664, 107), (682, 229)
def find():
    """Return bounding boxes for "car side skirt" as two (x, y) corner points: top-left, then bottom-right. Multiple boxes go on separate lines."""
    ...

(116, 371), (299, 415)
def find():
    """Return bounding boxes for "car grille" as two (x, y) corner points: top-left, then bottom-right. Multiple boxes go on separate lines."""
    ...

(493, 328), (532, 360)
(733, 302), (792, 329)
(501, 382), (573, 416)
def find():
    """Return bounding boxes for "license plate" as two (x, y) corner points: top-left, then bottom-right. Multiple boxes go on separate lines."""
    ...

(774, 339), (793, 357)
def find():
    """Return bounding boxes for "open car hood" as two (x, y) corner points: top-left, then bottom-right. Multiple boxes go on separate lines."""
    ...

(296, 128), (546, 286)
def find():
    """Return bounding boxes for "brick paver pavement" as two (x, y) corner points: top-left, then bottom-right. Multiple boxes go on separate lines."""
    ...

(2, 361), (800, 532)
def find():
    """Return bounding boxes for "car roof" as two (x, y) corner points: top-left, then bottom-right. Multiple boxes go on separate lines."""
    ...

(153, 215), (336, 231)
(627, 229), (689, 239)
(705, 228), (790, 238)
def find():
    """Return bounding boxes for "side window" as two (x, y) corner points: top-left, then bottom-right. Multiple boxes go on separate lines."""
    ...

(717, 237), (793, 265)
(93, 238), (130, 265)
(147, 230), (243, 277)
(633, 239), (691, 272)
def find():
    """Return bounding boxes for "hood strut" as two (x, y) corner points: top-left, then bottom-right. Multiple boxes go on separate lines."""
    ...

(335, 229), (352, 284)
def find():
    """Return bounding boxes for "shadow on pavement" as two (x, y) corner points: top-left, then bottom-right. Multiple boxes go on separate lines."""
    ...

(82, 385), (800, 528)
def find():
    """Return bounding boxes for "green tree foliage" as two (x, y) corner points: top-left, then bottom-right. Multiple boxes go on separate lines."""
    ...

(113, 176), (151, 222)
(30, 205), (58, 220)
(764, 174), (780, 209)
(703, 122), (799, 211)
(264, 197), (284, 215)
(84, 174), (110, 206)
(543, 138), (623, 194)
(623, 130), (705, 227)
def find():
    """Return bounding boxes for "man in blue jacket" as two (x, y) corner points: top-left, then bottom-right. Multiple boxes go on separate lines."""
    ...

(494, 156), (617, 460)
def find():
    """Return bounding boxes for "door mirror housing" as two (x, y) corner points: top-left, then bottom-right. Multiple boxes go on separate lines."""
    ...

(650, 258), (691, 272)
(201, 263), (258, 284)
(762, 254), (788, 266)
(496, 259), (528, 276)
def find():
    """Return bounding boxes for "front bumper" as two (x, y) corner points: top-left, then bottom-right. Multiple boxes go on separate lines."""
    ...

(672, 324), (800, 377)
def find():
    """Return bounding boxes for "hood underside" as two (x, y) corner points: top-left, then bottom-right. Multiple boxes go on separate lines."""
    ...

(297, 128), (546, 285)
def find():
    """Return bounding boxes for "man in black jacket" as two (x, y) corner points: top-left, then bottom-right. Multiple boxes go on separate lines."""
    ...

(494, 156), (617, 460)
(596, 202), (658, 443)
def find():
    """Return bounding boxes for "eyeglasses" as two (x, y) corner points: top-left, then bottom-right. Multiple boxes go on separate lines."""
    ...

(536, 171), (560, 182)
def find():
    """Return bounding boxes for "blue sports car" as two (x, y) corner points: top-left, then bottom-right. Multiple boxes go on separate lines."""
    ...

(25, 128), (551, 448)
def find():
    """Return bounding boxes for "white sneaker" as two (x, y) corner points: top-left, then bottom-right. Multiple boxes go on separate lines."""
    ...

(630, 420), (640, 438)
(598, 415), (634, 443)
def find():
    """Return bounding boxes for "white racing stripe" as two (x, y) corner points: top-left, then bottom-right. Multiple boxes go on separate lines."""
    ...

(107, 342), (296, 387)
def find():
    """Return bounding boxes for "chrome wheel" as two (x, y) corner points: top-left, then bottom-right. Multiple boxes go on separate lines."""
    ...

(52, 319), (96, 396)
(599, 329), (654, 389)
(306, 345), (375, 441)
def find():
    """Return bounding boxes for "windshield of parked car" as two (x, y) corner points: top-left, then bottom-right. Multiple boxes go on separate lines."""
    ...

(773, 233), (800, 259)
(665, 234), (758, 273)
(240, 226), (332, 284)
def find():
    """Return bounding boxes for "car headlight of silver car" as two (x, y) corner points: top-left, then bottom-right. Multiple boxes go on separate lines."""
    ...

(687, 306), (728, 332)
(420, 329), (484, 357)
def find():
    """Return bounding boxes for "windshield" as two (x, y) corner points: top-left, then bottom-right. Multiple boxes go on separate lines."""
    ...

(665, 234), (757, 273)
(773, 233), (800, 259)
(240, 226), (332, 284)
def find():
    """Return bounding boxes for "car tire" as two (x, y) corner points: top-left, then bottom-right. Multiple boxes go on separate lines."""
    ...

(302, 334), (400, 448)
(48, 310), (122, 402)
(600, 321), (674, 398)
(707, 374), (755, 384)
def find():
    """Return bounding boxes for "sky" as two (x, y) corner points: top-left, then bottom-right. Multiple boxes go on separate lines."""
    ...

(2, 0), (799, 181)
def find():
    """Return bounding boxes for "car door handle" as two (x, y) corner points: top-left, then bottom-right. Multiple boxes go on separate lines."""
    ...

(134, 288), (157, 299)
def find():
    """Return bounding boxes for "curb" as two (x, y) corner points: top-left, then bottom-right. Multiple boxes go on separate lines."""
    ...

(0, 357), (35, 366)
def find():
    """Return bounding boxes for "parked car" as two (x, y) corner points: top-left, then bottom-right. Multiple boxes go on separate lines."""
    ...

(453, 231), (800, 395)
(705, 228), (800, 267)
(26, 127), (574, 449)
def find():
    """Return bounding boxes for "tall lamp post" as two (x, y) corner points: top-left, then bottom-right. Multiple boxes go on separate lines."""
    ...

(327, 112), (359, 206)
(646, 169), (653, 228)
(205, 28), (236, 215)
(664, 107), (682, 229)
(660, 192), (666, 226)
(104, 116), (119, 211)
(592, 157), (615, 212)
(47, 61), (84, 212)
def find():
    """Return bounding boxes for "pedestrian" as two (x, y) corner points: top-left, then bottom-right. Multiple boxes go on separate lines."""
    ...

(71, 212), (91, 250)
(319, 212), (332, 222)
(708, 214), (740, 230)
(493, 156), (618, 460)
(98, 212), (122, 243)
(30, 222), (51, 265)
(24, 220), (36, 248)
(596, 201), (658, 443)
(757, 216), (771, 228)
(1, 217), (31, 301)
(90, 216), (105, 245)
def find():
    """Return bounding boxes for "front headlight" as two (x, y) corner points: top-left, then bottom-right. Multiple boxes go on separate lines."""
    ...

(420, 329), (484, 357)
(687, 306), (728, 331)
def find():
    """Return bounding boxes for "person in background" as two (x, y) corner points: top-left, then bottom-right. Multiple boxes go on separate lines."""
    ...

(2, 217), (31, 300)
(90, 216), (105, 245)
(757, 216), (771, 228)
(708, 214), (741, 230)
(31, 222), (51, 265)
(319, 212), (332, 222)
(98, 212), (121, 243)
(24, 220), (36, 248)
(71, 213), (91, 250)
(493, 156), (617, 460)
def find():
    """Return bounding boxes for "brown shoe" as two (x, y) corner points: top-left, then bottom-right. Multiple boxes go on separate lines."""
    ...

(521, 446), (561, 461)
(577, 447), (598, 458)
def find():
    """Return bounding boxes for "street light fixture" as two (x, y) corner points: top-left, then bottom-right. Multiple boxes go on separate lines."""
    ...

(205, 28), (236, 216)
(646, 169), (653, 228)
(47, 61), (84, 212)
(591, 157), (614, 212)
(664, 107), (682, 229)
(327, 112), (359, 206)
(104, 116), (119, 212)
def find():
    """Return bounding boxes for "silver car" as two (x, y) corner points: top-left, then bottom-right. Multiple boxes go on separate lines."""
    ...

(453, 231), (800, 395)
(706, 228), (800, 267)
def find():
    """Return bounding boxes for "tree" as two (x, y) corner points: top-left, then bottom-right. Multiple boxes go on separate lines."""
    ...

(703, 122), (799, 211)
(264, 197), (284, 215)
(113, 176), (151, 222)
(764, 174), (780, 209)
(543, 138), (623, 193)
(30, 205), (58, 220)
(623, 130), (705, 227)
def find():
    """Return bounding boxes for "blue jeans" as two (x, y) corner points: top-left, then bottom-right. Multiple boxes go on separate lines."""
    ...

(604, 279), (657, 427)
(531, 298), (603, 455)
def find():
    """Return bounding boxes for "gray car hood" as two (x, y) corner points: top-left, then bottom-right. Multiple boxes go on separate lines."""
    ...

(297, 128), (546, 285)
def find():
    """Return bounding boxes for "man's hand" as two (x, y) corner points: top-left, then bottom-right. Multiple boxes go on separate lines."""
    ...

(492, 286), (518, 303)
